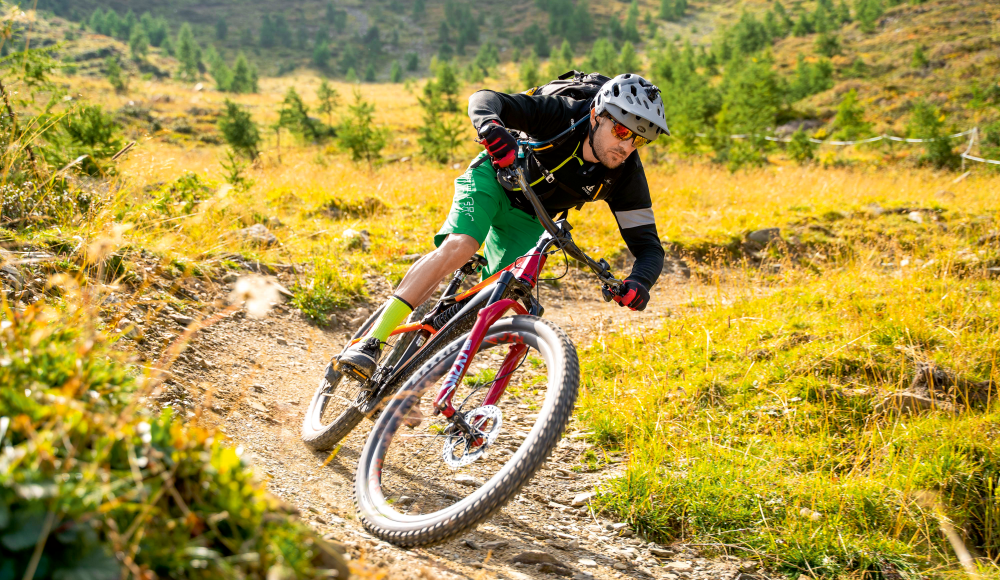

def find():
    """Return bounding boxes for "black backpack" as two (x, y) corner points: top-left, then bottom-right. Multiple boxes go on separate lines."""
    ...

(524, 70), (611, 104)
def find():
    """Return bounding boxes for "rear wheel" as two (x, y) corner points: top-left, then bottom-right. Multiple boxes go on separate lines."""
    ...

(353, 315), (579, 547)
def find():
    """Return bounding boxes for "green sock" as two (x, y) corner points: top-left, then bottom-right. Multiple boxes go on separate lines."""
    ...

(365, 295), (414, 343)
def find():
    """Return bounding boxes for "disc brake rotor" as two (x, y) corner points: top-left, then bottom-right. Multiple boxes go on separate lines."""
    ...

(441, 405), (503, 468)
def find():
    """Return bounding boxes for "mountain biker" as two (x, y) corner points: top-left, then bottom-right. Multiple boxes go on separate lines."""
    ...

(337, 73), (669, 381)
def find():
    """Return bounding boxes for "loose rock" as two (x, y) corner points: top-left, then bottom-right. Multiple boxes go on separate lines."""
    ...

(747, 228), (781, 244)
(538, 562), (573, 576)
(511, 551), (561, 565)
(455, 474), (484, 487)
(239, 224), (278, 247)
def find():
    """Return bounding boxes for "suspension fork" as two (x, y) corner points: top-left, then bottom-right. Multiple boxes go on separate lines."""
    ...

(433, 271), (529, 421)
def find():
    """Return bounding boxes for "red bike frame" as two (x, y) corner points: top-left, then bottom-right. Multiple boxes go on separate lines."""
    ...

(432, 250), (547, 419)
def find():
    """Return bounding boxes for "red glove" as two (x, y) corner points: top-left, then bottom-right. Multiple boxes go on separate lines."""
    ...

(612, 279), (649, 311)
(478, 121), (517, 168)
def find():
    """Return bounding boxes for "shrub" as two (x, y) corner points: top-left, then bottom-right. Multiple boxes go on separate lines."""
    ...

(417, 78), (465, 164)
(337, 89), (388, 166)
(104, 56), (127, 93)
(42, 104), (123, 176)
(830, 89), (871, 142)
(317, 80), (340, 126)
(218, 100), (261, 160)
(907, 100), (959, 169)
(0, 304), (348, 578)
(787, 127), (816, 163)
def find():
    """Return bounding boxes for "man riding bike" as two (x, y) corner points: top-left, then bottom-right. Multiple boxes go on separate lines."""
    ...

(337, 73), (669, 381)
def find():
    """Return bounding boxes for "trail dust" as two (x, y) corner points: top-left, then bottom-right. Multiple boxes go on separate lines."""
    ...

(171, 268), (765, 580)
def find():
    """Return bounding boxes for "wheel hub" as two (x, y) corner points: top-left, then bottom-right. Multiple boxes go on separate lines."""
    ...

(441, 405), (503, 468)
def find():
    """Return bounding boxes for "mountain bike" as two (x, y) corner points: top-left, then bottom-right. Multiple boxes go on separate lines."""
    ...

(348, 158), (627, 547)
(301, 158), (622, 453)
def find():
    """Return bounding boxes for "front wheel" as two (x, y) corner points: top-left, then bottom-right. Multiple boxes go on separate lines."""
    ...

(353, 315), (579, 547)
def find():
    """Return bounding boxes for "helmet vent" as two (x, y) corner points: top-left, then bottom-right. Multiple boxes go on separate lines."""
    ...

(630, 85), (638, 96)
(625, 95), (634, 104)
(612, 84), (620, 97)
(623, 73), (632, 79)
(643, 100), (649, 109)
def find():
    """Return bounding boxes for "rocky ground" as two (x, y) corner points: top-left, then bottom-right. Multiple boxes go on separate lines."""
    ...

(2, 238), (768, 579)
(142, 260), (771, 580)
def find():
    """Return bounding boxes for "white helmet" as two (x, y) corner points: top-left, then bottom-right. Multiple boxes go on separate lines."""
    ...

(593, 74), (670, 138)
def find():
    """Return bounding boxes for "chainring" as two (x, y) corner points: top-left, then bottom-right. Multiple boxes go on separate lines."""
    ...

(441, 405), (504, 468)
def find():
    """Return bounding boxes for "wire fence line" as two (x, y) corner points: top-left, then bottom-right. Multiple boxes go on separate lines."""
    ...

(692, 127), (1000, 166)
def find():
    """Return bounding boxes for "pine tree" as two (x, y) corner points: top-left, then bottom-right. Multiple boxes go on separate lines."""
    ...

(792, 12), (813, 36)
(176, 23), (201, 82)
(206, 46), (233, 91)
(364, 62), (377, 82)
(830, 89), (871, 141)
(815, 33), (840, 57)
(787, 127), (816, 163)
(624, 1), (641, 43)
(129, 28), (149, 61)
(105, 56), (127, 93)
(814, 4), (832, 33)
(260, 15), (276, 48)
(911, 44), (928, 68)
(588, 38), (619, 75)
(434, 60), (460, 111)
(547, 39), (574, 78)
(907, 100), (958, 169)
(855, 0), (883, 33)
(619, 41), (640, 73)
(88, 9), (106, 34)
(230, 53), (258, 93)
(715, 56), (782, 169)
(472, 42), (500, 78)
(104, 10), (121, 38)
(273, 15), (292, 47)
(216, 18), (228, 40)
(390, 60), (403, 83)
(406, 52), (419, 72)
(413, 0), (426, 19)
(278, 87), (323, 141)
(836, 0), (852, 23)
(338, 89), (388, 167)
(773, 1), (794, 31)
(318, 80), (340, 126)
(119, 10), (137, 40)
(218, 100), (261, 159)
(659, 0), (674, 20)
(345, 67), (359, 83)
(313, 42), (331, 69)
(142, 14), (169, 47)
(418, 78), (464, 163)
(520, 50), (540, 89)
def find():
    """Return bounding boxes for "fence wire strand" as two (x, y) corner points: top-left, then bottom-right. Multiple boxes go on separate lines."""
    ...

(692, 127), (999, 166)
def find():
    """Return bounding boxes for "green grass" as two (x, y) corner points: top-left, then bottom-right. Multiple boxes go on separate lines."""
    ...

(0, 302), (345, 578)
(578, 212), (1000, 578)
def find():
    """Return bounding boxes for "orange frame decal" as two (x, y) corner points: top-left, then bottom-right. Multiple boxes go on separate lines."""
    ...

(453, 269), (504, 301)
(349, 322), (437, 346)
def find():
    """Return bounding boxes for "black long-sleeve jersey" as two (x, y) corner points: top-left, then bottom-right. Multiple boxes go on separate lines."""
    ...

(468, 89), (665, 289)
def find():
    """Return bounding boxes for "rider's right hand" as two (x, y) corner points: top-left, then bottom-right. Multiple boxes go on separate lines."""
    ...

(477, 121), (517, 168)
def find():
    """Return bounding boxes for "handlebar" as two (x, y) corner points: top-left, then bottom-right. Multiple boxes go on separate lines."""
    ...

(497, 152), (623, 295)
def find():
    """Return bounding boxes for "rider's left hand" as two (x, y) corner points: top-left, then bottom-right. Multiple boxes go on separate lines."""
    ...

(612, 279), (649, 311)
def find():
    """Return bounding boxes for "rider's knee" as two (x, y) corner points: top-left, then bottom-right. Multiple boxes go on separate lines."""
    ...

(438, 234), (479, 261)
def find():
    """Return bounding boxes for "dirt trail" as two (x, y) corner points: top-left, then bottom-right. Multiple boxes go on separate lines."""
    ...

(163, 271), (761, 580)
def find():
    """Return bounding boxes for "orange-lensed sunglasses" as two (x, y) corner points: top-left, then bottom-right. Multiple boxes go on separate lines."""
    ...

(603, 113), (653, 148)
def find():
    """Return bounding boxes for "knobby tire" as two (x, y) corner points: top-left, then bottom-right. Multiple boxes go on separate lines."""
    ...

(353, 315), (579, 547)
